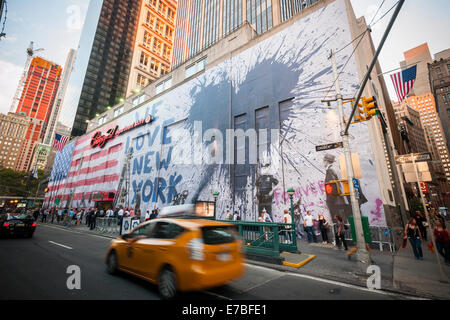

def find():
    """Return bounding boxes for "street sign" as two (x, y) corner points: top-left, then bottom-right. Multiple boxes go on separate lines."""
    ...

(420, 182), (429, 194)
(54, 198), (60, 206)
(353, 178), (360, 199)
(316, 142), (343, 152)
(395, 152), (432, 164)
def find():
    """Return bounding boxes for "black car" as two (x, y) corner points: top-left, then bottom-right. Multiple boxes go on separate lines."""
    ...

(0, 213), (36, 238)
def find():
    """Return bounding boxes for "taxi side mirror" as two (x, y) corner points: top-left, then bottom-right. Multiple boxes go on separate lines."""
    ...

(121, 234), (132, 241)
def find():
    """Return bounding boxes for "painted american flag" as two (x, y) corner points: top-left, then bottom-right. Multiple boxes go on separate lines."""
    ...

(46, 121), (124, 209)
(390, 65), (417, 102)
(53, 134), (70, 152)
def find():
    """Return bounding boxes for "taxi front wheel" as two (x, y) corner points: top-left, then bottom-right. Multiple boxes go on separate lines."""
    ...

(107, 251), (118, 275)
(158, 266), (177, 300)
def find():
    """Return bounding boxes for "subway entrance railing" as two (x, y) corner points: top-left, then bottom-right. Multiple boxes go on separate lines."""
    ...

(217, 220), (298, 258)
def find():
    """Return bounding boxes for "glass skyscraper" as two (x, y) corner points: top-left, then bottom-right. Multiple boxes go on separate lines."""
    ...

(172, 0), (319, 68)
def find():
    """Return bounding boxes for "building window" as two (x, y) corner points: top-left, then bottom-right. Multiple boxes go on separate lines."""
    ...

(140, 52), (149, 66)
(185, 57), (207, 78)
(98, 116), (107, 126)
(114, 106), (124, 118)
(155, 77), (172, 95)
(132, 95), (146, 107)
(137, 74), (147, 88)
(436, 67), (441, 73)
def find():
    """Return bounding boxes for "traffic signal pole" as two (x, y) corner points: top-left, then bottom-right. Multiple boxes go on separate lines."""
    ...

(329, 51), (371, 267)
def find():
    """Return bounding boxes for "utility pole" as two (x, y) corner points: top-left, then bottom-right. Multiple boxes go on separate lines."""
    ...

(328, 50), (371, 268)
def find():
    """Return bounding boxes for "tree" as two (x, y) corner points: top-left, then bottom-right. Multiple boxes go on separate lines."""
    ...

(0, 168), (49, 198)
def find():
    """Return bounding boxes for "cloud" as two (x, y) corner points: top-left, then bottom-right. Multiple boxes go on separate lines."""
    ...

(0, 60), (23, 115)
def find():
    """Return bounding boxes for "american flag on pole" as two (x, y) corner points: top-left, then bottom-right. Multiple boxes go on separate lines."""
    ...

(53, 134), (69, 152)
(390, 65), (417, 102)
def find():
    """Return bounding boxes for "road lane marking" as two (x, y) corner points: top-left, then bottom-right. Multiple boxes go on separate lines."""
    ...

(49, 241), (73, 250)
(244, 263), (425, 300)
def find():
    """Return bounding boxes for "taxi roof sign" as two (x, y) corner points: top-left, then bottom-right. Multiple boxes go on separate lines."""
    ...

(159, 204), (196, 218)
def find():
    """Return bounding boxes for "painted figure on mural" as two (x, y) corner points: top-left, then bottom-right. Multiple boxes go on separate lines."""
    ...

(256, 159), (279, 222)
(323, 153), (351, 222)
(323, 153), (368, 223)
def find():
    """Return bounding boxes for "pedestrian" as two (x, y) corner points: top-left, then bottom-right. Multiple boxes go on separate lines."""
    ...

(413, 211), (427, 241)
(42, 208), (48, 223)
(433, 220), (450, 265)
(117, 206), (124, 231)
(304, 211), (317, 243)
(106, 207), (114, 218)
(233, 211), (240, 221)
(125, 208), (130, 217)
(150, 209), (158, 220)
(257, 211), (264, 222)
(67, 208), (75, 227)
(57, 209), (63, 223)
(404, 218), (424, 260)
(90, 208), (98, 230)
(334, 215), (348, 250)
(226, 210), (233, 220)
(33, 208), (39, 221)
(283, 209), (292, 243)
(129, 207), (135, 217)
(145, 210), (151, 221)
(318, 213), (329, 244)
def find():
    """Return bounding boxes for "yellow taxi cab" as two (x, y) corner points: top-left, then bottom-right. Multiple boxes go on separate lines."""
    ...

(105, 206), (245, 299)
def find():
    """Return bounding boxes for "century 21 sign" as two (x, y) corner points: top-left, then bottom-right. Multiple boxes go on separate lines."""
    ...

(90, 115), (153, 149)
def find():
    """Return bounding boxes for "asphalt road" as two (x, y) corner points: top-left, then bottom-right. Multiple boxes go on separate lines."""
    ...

(0, 223), (412, 300)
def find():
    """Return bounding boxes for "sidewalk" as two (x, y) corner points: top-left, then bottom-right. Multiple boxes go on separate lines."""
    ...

(393, 240), (450, 299)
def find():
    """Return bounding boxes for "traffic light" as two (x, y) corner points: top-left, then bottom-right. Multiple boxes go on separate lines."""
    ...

(325, 181), (340, 196)
(354, 103), (367, 122)
(44, 187), (49, 193)
(362, 96), (378, 117)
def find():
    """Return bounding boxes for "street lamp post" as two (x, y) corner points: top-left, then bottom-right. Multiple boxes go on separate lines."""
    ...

(213, 192), (219, 220)
(287, 188), (297, 251)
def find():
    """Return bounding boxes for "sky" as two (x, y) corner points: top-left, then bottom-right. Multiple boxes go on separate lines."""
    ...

(0, 0), (449, 121)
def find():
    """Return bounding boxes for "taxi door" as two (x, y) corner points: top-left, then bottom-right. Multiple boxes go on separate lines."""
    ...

(133, 221), (181, 281)
(119, 222), (154, 273)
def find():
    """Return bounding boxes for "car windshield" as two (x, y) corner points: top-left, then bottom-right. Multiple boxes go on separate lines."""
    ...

(7, 214), (33, 221)
(201, 226), (236, 245)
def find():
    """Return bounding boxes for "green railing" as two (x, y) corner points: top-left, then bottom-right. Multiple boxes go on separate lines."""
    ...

(218, 220), (298, 258)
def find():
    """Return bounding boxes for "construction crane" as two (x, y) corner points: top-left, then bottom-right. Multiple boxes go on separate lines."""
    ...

(9, 41), (45, 112)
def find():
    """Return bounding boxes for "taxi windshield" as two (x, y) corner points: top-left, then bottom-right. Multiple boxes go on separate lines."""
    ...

(7, 214), (33, 220)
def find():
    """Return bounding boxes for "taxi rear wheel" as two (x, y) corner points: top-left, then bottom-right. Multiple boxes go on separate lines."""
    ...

(158, 266), (177, 300)
(107, 251), (118, 275)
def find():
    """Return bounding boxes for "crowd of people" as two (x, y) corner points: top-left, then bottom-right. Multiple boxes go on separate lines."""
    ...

(26, 205), (162, 230)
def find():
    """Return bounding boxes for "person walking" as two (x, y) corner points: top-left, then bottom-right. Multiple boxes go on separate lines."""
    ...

(233, 211), (241, 221)
(283, 209), (292, 243)
(106, 207), (114, 218)
(317, 213), (329, 244)
(304, 211), (317, 243)
(226, 210), (233, 220)
(334, 215), (348, 250)
(90, 208), (98, 230)
(413, 211), (427, 241)
(433, 220), (450, 265)
(404, 218), (424, 260)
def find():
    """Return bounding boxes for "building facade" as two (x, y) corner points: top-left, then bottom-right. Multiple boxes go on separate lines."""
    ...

(70, 0), (142, 138)
(0, 113), (30, 170)
(126, 0), (178, 97)
(47, 0), (395, 227)
(172, 0), (319, 68)
(428, 49), (450, 154)
(15, 57), (62, 172)
(393, 101), (429, 154)
(401, 43), (433, 96)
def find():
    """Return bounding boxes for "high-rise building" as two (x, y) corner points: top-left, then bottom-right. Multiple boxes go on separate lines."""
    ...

(126, 0), (178, 97)
(403, 93), (450, 182)
(15, 57), (62, 172)
(400, 43), (433, 96)
(172, 0), (319, 68)
(428, 49), (450, 153)
(392, 101), (429, 154)
(43, 49), (77, 146)
(70, 0), (142, 138)
(0, 113), (30, 170)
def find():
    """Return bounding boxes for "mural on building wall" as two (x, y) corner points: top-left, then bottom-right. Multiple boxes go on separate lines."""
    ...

(47, 0), (387, 226)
